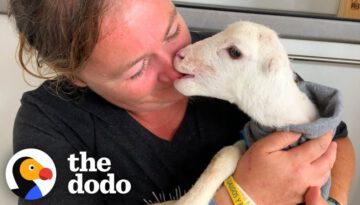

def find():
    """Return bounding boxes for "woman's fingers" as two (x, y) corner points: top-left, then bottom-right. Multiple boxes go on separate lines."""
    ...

(305, 186), (321, 205)
(305, 186), (328, 205)
(288, 132), (333, 163)
(310, 141), (338, 184)
(256, 131), (301, 153)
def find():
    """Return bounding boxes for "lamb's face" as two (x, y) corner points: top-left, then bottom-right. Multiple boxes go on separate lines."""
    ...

(174, 21), (290, 102)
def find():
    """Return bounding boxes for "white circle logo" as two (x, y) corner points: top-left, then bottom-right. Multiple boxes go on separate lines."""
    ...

(5, 148), (57, 200)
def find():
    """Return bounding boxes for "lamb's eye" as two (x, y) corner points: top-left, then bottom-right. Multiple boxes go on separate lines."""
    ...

(227, 46), (242, 59)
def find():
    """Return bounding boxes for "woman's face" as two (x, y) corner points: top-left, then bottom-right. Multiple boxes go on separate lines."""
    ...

(77, 0), (191, 113)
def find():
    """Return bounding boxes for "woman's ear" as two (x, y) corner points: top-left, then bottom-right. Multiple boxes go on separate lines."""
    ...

(72, 78), (87, 87)
(65, 74), (87, 87)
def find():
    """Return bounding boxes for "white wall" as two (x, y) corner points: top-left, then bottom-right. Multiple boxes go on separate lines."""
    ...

(0, 15), (43, 205)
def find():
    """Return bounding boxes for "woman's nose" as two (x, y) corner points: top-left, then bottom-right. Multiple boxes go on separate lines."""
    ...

(157, 51), (183, 82)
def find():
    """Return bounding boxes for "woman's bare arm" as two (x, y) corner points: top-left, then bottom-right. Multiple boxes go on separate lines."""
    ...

(330, 137), (355, 205)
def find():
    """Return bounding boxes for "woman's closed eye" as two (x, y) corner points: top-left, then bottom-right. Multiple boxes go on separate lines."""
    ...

(129, 58), (150, 80)
(129, 20), (181, 80)
(165, 23), (181, 43)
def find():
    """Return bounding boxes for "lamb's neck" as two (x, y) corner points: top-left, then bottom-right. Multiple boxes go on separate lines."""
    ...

(235, 80), (319, 128)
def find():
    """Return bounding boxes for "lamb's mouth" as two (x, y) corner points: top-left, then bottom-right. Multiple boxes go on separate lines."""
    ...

(176, 68), (196, 79)
(180, 73), (195, 79)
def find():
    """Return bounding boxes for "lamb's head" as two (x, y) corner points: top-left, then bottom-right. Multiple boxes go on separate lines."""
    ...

(174, 21), (294, 103)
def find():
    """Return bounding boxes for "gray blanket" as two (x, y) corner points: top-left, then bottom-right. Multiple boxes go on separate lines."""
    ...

(243, 80), (343, 199)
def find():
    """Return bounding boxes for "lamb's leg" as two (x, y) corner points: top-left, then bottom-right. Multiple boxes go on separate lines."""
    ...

(155, 140), (246, 205)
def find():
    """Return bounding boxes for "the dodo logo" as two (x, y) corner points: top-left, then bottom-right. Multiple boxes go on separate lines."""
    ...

(5, 148), (56, 200)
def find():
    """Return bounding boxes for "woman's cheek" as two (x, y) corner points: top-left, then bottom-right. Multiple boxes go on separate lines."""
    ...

(126, 67), (158, 96)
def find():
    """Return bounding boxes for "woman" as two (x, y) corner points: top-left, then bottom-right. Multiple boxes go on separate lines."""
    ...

(9, 0), (354, 204)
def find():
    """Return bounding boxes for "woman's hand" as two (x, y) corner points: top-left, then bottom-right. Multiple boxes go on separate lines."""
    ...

(233, 132), (337, 205)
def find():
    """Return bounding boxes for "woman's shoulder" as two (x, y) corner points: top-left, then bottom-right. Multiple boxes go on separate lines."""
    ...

(15, 80), (97, 150)
(21, 80), (84, 106)
(19, 80), (94, 123)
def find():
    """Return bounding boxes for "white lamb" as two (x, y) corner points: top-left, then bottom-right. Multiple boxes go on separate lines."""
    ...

(154, 21), (342, 205)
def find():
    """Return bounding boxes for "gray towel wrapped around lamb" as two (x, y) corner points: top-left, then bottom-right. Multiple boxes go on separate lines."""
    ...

(243, 80), (343, 199)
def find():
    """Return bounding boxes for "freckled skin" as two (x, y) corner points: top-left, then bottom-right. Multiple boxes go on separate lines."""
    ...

(77, 0), (191, 114)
